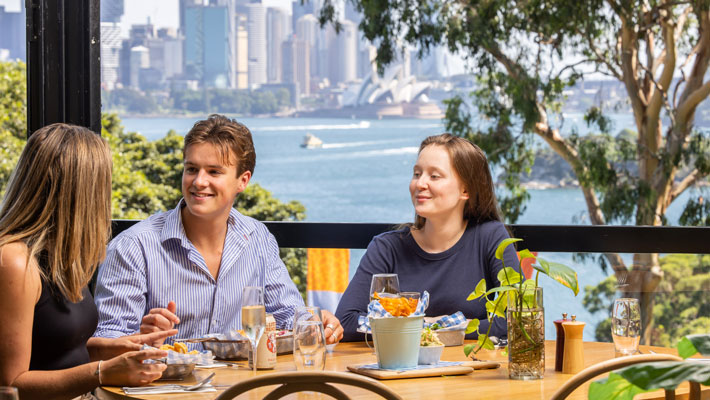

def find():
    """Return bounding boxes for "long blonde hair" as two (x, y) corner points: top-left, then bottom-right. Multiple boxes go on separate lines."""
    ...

(0, 123), (112, 302)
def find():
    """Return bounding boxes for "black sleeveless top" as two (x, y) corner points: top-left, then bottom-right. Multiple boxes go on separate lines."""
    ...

(29, 259), (99, 370)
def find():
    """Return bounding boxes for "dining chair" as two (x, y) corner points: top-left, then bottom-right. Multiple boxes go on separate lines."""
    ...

(550, 353), (701, 400)
(215, 370), (403, 400)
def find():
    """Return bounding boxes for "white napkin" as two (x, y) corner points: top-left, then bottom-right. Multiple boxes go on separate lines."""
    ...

(122, 385), (216, 394)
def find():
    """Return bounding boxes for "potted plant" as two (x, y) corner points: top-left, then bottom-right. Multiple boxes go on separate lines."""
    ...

(464, 238), (579, 380)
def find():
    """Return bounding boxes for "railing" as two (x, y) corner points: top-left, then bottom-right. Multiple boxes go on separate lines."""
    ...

(113, 220), (710, 253)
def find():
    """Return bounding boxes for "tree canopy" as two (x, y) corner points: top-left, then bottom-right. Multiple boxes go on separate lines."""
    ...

(321, 0), (710, 342)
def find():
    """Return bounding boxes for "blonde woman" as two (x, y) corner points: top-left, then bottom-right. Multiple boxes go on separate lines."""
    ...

(0, 124), (175, 399)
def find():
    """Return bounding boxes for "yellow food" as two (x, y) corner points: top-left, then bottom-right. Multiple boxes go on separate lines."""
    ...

(159, 342), (198, 354)
(374, 292), (417, 317)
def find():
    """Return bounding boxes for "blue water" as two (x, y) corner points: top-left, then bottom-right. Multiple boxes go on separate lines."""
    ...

(120, 115), (695, 341)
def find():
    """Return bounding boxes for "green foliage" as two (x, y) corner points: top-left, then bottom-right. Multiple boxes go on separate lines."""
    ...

(0, 61), (27, 139)
(584, 254), (710, 346)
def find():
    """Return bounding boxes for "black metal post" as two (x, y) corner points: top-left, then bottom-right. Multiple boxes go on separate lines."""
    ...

(25, 0), (101, 136)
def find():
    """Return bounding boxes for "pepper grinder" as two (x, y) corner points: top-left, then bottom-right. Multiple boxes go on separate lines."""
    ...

(554, 313), (568, 371)
(562, 315), (585, 374)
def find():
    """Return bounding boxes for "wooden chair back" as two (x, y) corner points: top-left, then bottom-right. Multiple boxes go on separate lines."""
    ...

(215, 370), (403, 400)
(550, 353), (701, 400)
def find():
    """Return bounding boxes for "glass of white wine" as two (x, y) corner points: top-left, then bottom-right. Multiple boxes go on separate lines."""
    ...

(241, 286), (266, 375)
(369, 273), (400, 301)
(611, 297), (641, 357)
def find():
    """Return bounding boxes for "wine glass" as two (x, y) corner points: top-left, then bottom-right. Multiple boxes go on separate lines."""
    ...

(611, 298), (641, 357)
(0, 387), (18, 400)
(293, 319), (326, 370)
(241, 286), (266, 375)
(369, 273), (400, 302)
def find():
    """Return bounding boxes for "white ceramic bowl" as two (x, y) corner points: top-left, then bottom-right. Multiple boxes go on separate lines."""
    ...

(436, 329), (466, 347)
(418, 345), (444, 365)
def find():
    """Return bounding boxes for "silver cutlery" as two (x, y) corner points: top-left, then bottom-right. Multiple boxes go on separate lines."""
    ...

(123, 372), (215, 393)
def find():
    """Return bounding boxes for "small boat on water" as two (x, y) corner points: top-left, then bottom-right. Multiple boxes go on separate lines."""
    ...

(301, 133), (323, 149)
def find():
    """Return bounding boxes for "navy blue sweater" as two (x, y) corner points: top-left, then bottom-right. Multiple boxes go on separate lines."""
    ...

(335, 220), (521, 342)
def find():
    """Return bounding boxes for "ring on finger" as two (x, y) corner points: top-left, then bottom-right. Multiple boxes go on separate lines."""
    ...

(331, 333), (337, 341)
(326, 324), (335, 330)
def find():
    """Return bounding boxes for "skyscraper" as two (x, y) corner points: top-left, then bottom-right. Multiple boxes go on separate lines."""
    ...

(282, 35), (309, 96)
(267, 7), (290, 83)
(247, 3), (267, 87)
(337, 19), (357, 84)
(235, 14), (248, 89)
(295, 14), (318, 79)
(184, 2), (236, 88)
(100, 0), (124, 23)
(0, 5), (26, 62)
(101, 22), (122, 89)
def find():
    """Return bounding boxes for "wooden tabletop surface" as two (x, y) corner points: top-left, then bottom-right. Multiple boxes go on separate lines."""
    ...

(95, 340), (699, 400)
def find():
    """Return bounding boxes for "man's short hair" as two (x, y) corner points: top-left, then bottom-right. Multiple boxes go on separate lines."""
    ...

(184, 114), (256, 176)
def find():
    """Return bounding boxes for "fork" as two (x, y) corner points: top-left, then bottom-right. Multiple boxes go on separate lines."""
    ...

(123, 372), (216, 393)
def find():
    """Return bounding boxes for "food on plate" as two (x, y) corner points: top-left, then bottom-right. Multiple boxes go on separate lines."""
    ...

(373, 292), (416, 317)
(160, 342), (199, 354)
(420, 327), (444, 347)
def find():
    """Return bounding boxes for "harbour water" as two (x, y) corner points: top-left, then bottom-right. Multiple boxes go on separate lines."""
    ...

(120, 115), (694, 340)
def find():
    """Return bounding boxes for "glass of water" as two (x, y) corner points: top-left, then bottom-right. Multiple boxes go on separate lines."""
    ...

(0, 387), (19, 400)
(611, 297), (641, 356)
(293, 319), (326, 370)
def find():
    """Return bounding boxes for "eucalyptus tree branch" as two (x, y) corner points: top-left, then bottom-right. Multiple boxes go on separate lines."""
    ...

(676, 80), (710, 124)
(669, 169), (703, 203)
(582, 32), (624, 80)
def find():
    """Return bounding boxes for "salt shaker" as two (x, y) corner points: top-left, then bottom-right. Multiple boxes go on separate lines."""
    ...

(561, 315), (585, 374)
(554, 312), (568, 372)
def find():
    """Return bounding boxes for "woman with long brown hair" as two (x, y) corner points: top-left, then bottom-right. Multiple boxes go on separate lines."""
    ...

(0, 123), (175, 399)
(336, 133), (520, 341)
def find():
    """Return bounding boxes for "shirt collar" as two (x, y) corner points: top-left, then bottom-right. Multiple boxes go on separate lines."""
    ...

(160, 199), (256, 246)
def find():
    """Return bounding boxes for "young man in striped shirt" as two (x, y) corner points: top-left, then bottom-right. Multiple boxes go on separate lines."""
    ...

(93, 114), (343, 346)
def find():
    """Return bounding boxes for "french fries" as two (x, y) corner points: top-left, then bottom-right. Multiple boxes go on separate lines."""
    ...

(159, 342), (199, 354)
(374, 292), (418, 317)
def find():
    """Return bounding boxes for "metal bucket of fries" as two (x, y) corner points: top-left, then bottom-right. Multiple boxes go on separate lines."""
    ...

(370, 315), (423, 369)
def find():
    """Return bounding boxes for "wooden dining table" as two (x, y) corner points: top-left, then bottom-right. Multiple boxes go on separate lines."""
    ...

(96, 340), (701, 400)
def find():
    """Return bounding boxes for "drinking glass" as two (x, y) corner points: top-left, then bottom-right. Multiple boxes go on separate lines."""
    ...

(0, 387), (18, 400)
(241, 286), (266, 375)
(369, 273), (400, 302)
(293, 319), (326, 370)
(611, 297), (641, 357)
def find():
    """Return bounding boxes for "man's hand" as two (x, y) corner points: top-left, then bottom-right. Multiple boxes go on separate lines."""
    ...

(321, 310), (343, 344)
(140, 301), (180, 346)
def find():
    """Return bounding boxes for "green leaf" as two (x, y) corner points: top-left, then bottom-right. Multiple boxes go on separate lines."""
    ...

(465, 319), (480, 334)
(518, 249), (536, 260)
(588, 372), (651, 400)
(677, 334), (710, 358)
(615, 361), (710, 391)
(477, 334), (496, 350)
(463, 344), (476, 357)
(467, 279), (487, 300)
(520, 280), (538, 309)
(485, 296), (507, 319)
(497, 267), (523, 286)
(495, 238), (522, 260)
(536, 257), (579, 296)
(483, 285), (518, 297)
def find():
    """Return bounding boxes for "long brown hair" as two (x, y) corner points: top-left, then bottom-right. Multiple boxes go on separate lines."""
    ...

(0, 123), (112, 302)
(413, 134), (501, 229)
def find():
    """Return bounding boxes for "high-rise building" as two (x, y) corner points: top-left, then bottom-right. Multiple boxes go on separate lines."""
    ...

(235, 15), (249, 89)
(291, 0), (313, 29)
(100, 22), (122, 89)
(267, 7), (290, 83)
(247, 3), (267, 87)
(0, 5), (26, 62)
(295, 14), (318, 78)
(337, 19), (357, 84)
(129, 46), (150, 89)
(184, 3), (236, 88)
(358, 44), (376, 79)
(282, 35), (309, 96)
(100, 0), (124, 23)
